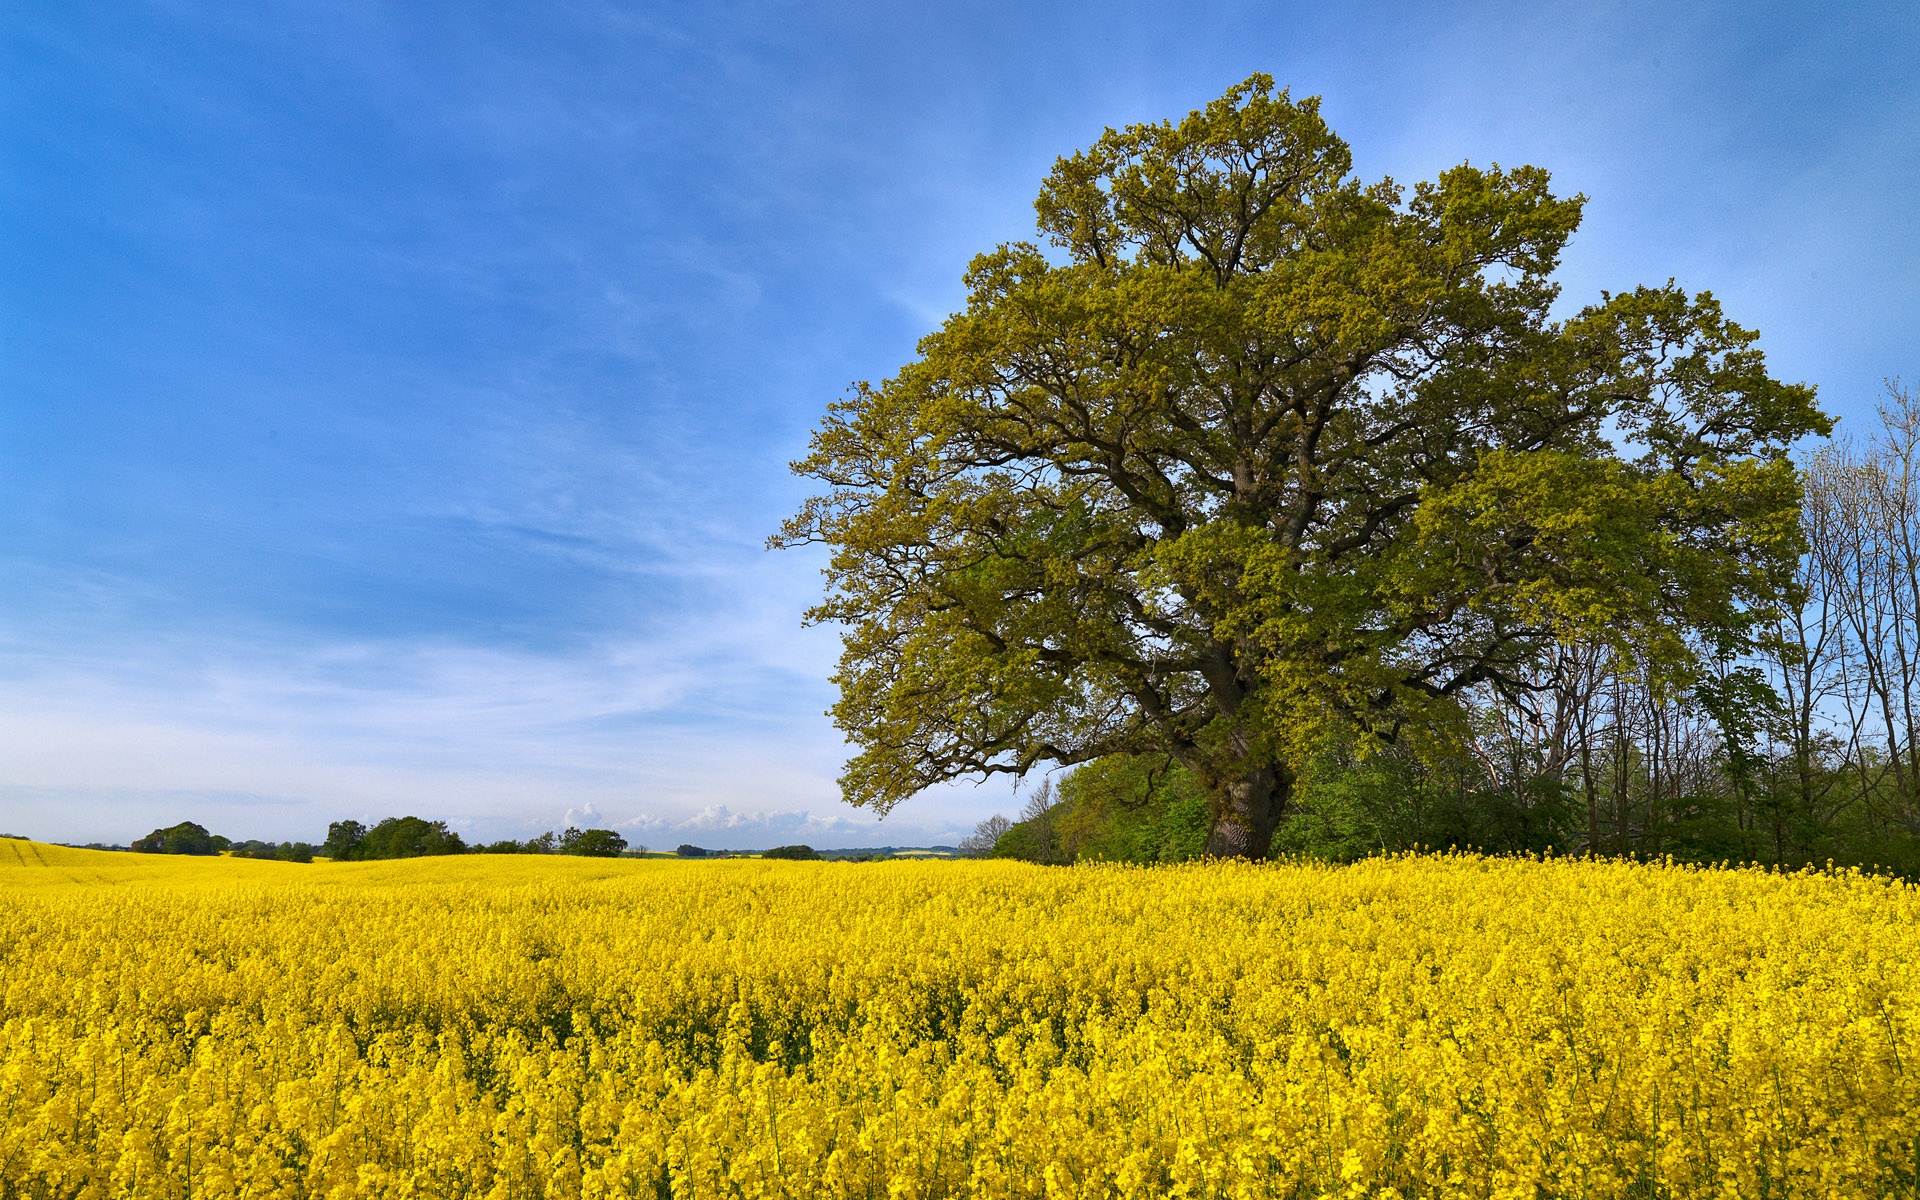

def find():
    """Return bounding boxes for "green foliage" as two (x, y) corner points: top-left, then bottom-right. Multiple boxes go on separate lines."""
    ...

(478, 832), (554, 854)
(1057, 757), (1211, 863)
(326, 817), (466, 861)
(1271, 749), (1575, 861)
(675, 844), (708, 858)
(227, 840), (316, 863)
(131, 822), (228, 856)
(993, 758), (1212, 864)
(778, 75), (1827, 858)
(323, 820), (366, 861)
(474, 829), (629, 856)
(987, 820), (1052, 864)
(558, 828), (629, 857)
(1261, 738), (1920, 878)
(762, 844), (821, 860)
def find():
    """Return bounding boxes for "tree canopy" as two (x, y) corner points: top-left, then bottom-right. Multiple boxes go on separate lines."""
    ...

(132, 821), (227, 856)
(762, 844), (822, 860)
(558, 827), (629, 857)
(324, 817), (466, 861)
(778, 76), (1828, 859)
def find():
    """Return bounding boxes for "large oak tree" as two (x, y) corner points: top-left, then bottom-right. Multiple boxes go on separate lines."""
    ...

(777, 77), (1827, 858)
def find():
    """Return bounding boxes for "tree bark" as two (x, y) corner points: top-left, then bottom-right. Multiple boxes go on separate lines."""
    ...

(1205, 765), (1293, 859)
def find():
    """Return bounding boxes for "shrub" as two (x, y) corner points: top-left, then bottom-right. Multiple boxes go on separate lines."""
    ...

(762, 844), (819, 860)
(227, 840), (316, 863)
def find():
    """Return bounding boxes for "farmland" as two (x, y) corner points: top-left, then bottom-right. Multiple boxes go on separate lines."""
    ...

(3, 840), (1918, 1197)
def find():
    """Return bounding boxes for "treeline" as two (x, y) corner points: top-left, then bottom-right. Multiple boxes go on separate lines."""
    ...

(974, 386), (1920, 876)
(323, 817), (633, 859)
(132, 822), (317, 862)
(673, 843), (821, 859)
(129, 816), (642, 861)
(119, 824), (876, 863)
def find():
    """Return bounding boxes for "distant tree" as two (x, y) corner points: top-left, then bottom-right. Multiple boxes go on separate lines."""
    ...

(762, 844), (820, 860)
(776, 75), (1827, 858)
(675, 844), (708, 858)
(131, 821), (227, 856)
(477, 831), (573, 855)
(324, 820), (367, 861)
(558, 827), (628, 857)
(958, 815), (1012, 858)
(228, 840), (316, 863)
(355, 816), (467, 860)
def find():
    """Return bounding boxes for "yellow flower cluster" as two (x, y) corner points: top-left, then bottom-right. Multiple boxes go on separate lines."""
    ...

(4, 838), (1918, 1198)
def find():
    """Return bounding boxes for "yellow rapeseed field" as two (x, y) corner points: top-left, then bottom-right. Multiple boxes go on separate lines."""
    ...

(3, 839), (1918, 1198)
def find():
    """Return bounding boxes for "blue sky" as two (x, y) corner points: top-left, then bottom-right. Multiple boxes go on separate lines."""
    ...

(3, 1), (1917, 848)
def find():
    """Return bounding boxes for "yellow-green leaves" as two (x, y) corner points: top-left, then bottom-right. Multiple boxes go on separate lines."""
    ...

(778, 77), (1826, 852)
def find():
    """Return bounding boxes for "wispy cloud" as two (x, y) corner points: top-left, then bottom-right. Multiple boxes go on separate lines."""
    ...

(0, 540), (1007, 847)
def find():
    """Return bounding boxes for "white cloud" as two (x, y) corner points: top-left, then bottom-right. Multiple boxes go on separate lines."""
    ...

(563, 802), (603, 829)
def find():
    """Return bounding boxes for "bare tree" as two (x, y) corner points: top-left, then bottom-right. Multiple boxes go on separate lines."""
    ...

(1800, 383), (1920, 834)
(958, 814), (1012, 858)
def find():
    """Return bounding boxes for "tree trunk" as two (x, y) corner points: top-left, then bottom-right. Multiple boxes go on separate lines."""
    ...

(1205, 765), (1293, 859)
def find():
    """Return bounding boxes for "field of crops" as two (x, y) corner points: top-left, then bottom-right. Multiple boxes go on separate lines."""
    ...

(4, 840), (1919, 1198)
